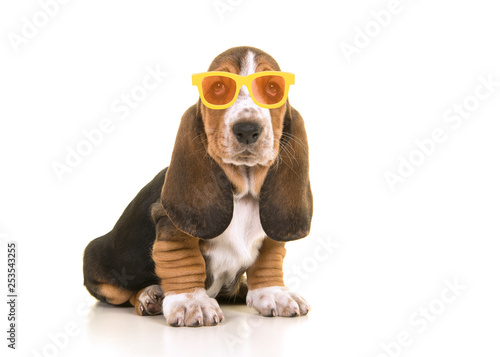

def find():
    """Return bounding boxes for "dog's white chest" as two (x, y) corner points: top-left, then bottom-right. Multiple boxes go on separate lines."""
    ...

(204, 195), (266, 297)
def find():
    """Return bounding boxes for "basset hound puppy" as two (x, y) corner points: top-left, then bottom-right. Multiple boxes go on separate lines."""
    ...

(83, 46), (313, 327)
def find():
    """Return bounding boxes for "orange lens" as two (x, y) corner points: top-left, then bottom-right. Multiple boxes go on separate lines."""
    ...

(251, 75), (286, 106)
(201, 75), (237, 106)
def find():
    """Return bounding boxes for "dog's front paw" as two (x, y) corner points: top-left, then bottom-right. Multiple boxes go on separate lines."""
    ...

(246, 286), (311, 317)
(162, 289), (224, 327)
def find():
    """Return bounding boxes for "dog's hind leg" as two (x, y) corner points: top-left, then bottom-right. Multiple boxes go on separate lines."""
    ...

(83, 235), (135, 306)
(129, 285), (164, 316)
(84, 234), (164, 314)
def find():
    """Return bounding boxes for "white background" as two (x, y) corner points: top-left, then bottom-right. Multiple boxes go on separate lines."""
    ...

(1, 0), (499, 356)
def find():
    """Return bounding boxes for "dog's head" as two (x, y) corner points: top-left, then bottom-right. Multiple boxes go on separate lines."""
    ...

(162, 46), (312, 242)
(200, 47), (287, 168)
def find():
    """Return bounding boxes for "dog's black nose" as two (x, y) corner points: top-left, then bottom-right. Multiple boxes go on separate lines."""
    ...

(232, 122), (262, 144)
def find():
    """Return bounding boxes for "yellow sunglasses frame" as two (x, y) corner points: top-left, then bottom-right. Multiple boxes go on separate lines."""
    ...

(192, 71), (295, 110)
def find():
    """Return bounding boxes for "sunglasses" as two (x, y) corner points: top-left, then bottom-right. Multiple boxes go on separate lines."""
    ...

(192, 71), (295, 110)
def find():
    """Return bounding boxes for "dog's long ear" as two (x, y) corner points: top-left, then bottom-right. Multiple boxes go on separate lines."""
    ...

(161, 103), (233, 239)
(259, 103), (313, 242)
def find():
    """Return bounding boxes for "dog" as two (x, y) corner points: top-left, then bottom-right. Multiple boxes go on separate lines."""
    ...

(83, 46), (313, 327)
